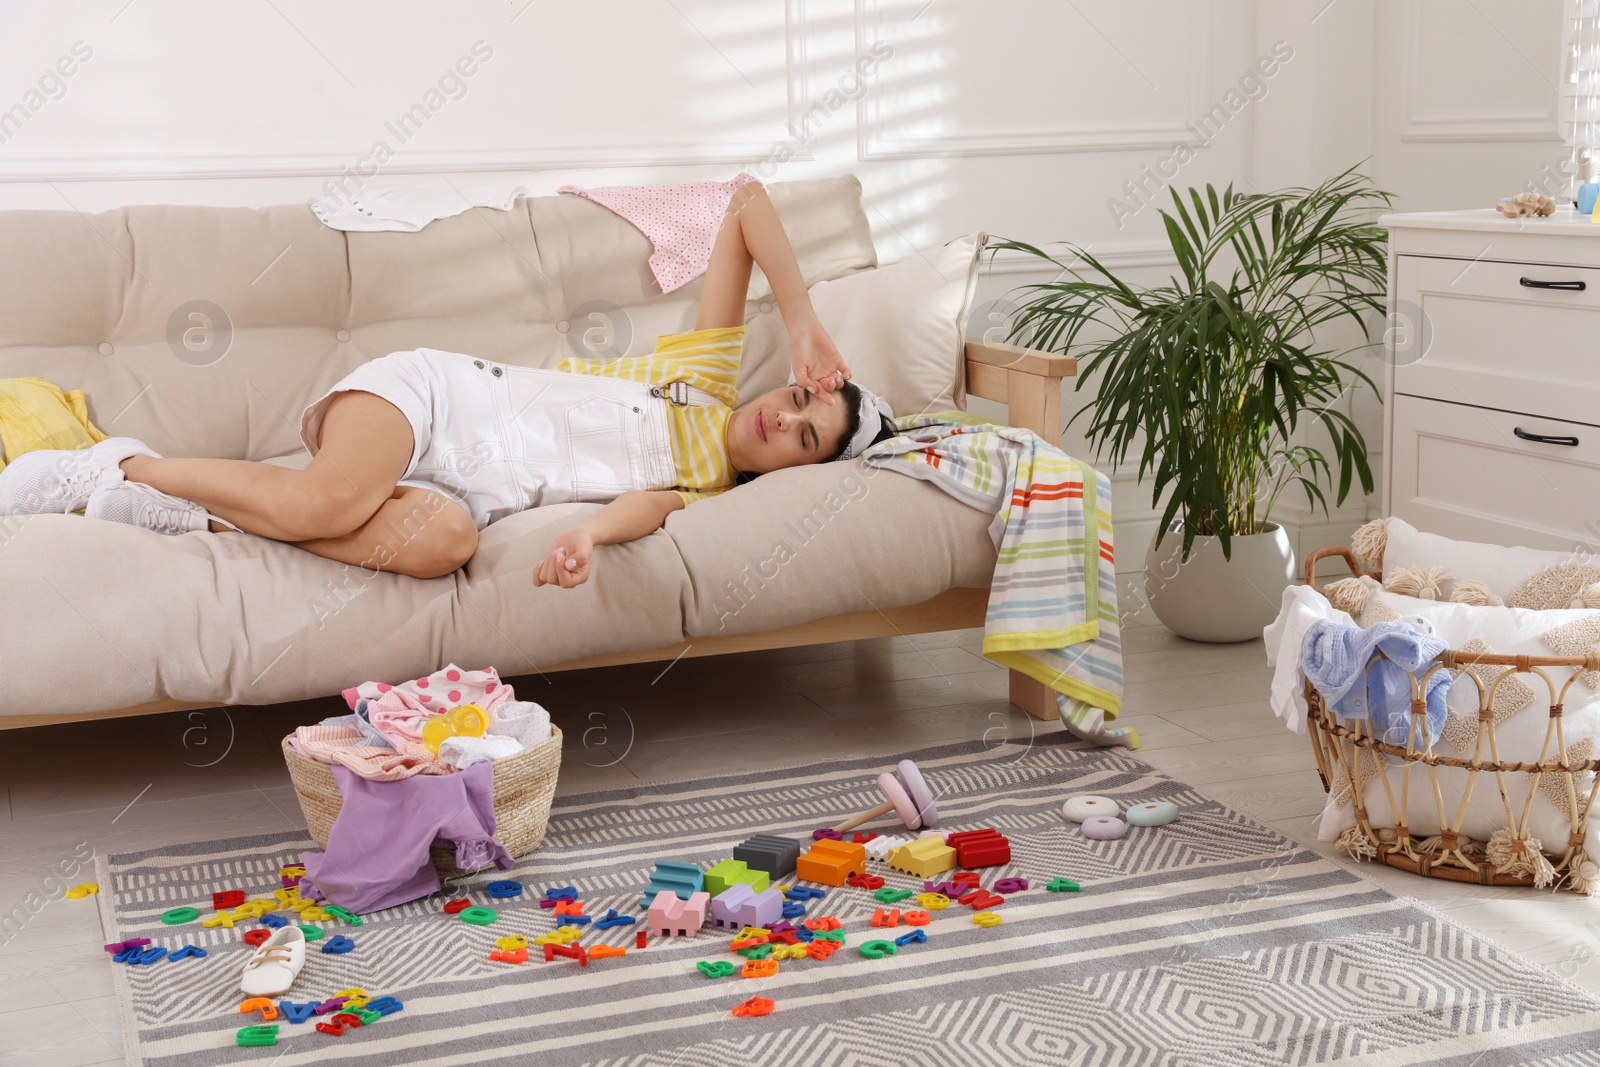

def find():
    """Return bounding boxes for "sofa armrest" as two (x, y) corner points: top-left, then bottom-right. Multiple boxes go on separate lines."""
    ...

(962, 338), (1077, 441)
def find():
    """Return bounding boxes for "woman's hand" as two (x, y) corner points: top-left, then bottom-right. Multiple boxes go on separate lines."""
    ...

(790, 316), (849, 405)
(533, 527), (594, 589)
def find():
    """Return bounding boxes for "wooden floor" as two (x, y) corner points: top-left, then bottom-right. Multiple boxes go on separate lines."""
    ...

(3, 602), (1598, 1065)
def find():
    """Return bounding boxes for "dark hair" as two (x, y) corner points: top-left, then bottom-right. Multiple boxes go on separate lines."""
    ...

(733, 380), (897, 485)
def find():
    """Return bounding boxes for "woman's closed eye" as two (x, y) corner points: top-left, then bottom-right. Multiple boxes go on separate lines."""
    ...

(789, 389), (817, 450)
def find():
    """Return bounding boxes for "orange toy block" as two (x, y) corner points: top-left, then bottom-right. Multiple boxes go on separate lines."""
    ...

(794, 839), (866, 887)
(552, 899), (586, 917)
(589, 945), (627, 960)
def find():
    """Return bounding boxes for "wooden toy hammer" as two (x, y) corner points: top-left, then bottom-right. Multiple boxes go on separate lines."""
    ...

(834, 759), (938, 832)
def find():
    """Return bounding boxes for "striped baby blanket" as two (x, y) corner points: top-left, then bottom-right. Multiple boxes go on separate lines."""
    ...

(864, 412), (1131, 747)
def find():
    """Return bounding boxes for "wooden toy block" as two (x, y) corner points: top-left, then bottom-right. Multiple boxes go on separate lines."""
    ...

(638, 861), (705, 908)
(885, 837), (958, 879)
(795, 839), (867, 886)
(710, 884), (785, 930)
(862, 834), (909, 863)
(703, 859), (771, 898)
(733, 834), (802, 879)
(710, 884), (755, 929)
(646, 890), (711, 937)
(946, 828), (1011, 868)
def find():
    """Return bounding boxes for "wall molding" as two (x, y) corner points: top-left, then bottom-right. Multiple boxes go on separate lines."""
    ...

(0, 0), (819, 183)
(1398, 0), (1562, 143)
(0, 142), (808, 183)
(854, 0), (1212, 159)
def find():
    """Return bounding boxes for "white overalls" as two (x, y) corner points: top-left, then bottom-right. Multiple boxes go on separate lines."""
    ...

(299, 348), (719, 529)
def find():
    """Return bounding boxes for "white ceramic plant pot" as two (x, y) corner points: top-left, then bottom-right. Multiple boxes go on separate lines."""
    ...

(1143, 521), (1295, 643)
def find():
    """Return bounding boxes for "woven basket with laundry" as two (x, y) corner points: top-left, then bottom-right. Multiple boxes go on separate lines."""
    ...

(283, 725), (562, 878)
(1296, 518), (1600, 894)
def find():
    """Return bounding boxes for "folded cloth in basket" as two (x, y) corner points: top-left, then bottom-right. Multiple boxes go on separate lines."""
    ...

(439, 733), (522, 770)
(488, 700), (551, 747)
(346, 664), (515, 758)
(290, 723), (450, 781)
(299, 760), (513, 912)
(1302, 618), (1450, 745)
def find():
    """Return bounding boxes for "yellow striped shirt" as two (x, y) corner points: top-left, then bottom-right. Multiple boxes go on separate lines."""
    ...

(555, 325), (742, 505)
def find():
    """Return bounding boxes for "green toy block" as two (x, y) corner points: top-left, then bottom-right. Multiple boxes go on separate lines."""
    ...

(1045, 877), (1081, 893)
(703, 859), (771, 898)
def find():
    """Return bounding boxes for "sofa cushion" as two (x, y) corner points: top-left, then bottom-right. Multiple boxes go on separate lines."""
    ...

(801, 233), (986, 416)
(0, 504), (690, 718)
(667, 460), (998, 638)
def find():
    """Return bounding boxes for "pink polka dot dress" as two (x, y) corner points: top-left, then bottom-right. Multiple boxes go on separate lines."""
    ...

(558, 172), (758, 293)
(340, 663), (512, 757)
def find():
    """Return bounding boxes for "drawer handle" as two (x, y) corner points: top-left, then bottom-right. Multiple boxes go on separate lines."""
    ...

(1514, 426), (1580, 447)
(1519, 276), (1587, 291)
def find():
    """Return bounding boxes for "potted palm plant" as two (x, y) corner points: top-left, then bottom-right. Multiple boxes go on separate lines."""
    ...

(992, 168), (1392, 642)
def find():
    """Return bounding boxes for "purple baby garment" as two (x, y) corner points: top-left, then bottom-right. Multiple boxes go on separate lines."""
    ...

(300, 759), (513, 912)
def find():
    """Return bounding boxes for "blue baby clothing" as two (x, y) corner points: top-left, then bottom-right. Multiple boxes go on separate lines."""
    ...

(1302, 619), (1450, 746)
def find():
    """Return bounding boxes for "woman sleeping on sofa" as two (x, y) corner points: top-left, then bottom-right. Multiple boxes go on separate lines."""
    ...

(0, 180), (899, 584)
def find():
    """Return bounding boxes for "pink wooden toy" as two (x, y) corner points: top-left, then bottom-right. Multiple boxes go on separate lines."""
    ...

(646, 890), (710, 937)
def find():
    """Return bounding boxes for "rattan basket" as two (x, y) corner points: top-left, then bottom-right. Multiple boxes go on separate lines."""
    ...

(1304, 547), (1600, 891)
(282, 724), (562, 878)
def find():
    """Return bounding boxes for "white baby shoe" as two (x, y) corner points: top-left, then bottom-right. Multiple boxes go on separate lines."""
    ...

(0, 437), (159, 515)
(86, 480), (212, 535)
(240, 925), (306, 997)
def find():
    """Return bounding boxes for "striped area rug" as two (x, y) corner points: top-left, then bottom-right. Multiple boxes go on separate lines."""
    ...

(99, 737), (1600, 1066)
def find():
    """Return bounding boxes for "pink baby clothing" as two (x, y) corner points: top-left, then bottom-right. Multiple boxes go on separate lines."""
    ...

(558, 173), (757, 293)
(342, 664), (515, 758)
(289, 724), (451, 781)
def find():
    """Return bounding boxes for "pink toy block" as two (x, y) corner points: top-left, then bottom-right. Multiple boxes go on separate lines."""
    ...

(646, 890), (710, 937)
(709, 884), (785, 930)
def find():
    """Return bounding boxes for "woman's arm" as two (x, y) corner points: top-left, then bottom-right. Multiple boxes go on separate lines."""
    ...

(695, 180), (850, 403)
(532, 490), (685, 589)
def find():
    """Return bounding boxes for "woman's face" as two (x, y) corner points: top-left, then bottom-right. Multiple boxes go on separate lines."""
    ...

(726, 384), (851, 474)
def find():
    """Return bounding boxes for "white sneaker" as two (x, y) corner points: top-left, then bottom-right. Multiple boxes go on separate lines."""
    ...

(240, 925), (306, 997)
(0, 437), (159, 515)
(86, 480), (212, 535)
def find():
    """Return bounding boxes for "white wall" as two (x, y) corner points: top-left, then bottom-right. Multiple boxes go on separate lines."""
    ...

(0, 0), (1570, 571)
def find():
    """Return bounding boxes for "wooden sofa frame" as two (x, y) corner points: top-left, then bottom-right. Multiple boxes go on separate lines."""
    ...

(4, 339), (1076, 731)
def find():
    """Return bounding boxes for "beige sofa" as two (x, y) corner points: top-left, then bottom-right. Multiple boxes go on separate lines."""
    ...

(0, 175), (1074, 729)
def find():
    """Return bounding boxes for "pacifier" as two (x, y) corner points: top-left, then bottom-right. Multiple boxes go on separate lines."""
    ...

(421, 704), (490, 754)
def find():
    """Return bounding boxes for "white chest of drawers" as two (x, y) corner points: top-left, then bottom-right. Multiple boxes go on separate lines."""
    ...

(1381, 209), (1600, 553)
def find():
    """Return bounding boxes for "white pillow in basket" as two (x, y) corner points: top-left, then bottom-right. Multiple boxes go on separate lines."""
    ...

(1318, 589), (1600, 864)
(1379, 517), (1579, 602)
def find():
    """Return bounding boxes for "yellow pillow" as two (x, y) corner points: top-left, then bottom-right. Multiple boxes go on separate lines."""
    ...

(0, 377), (108, 472)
